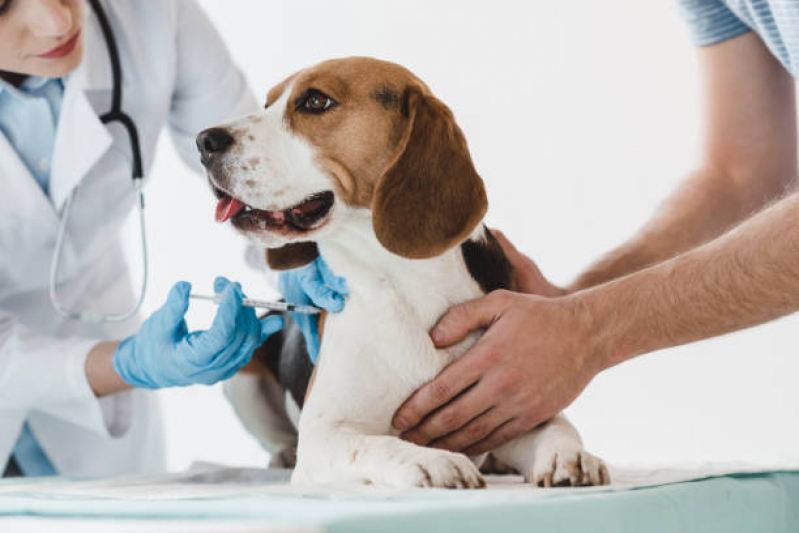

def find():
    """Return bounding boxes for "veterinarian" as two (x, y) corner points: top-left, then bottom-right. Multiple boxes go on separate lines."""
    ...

(288, 0), (799, 455)
(0, 0), (283, 478)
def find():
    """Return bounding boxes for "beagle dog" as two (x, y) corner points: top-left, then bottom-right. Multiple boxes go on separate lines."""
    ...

(197, 57), (609, 488)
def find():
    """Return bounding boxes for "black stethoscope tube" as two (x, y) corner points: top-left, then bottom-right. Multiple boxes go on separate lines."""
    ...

(87, 0), (143, 180)
(49, 0), (148, 323)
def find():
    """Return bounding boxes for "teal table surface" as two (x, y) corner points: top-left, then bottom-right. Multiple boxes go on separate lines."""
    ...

(0, 467), (797, 532)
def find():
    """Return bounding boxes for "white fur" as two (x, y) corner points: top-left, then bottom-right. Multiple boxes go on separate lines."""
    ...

(292, 215), (607, 487)
(216, 81), (608, 488)
(217, 80), (345, 248)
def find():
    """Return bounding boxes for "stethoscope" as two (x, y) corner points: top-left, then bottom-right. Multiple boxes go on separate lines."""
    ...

(49, 0), (148, 324)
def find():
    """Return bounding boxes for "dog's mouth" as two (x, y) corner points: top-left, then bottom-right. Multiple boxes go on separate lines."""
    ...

(214, 187), (335, 233)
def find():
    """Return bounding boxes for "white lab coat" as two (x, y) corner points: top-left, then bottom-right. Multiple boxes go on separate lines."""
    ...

(0, 0), (257, 477)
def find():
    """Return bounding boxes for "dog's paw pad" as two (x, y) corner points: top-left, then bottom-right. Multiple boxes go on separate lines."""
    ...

(530, 450), (610, 487)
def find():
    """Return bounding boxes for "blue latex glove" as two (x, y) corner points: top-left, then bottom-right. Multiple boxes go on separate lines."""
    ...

(278, 256), (349, 364)
(114, 277), (284, 389)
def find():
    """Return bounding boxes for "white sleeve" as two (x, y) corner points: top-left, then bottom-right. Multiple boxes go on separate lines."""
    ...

(167, 0), (260, 173)
(0, 309), (113, 436)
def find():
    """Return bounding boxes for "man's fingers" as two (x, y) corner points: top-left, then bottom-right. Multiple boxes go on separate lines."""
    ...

(492, 229), (534, 277)
(429, 407), (511, 452)
(401, 383), (495, 446)
(491, 229), (519, 258)
(492, 229), (564, 297)
(392, 349), (489, 432)
(431, 291), (509, 347)
(462, 417), (528, 456)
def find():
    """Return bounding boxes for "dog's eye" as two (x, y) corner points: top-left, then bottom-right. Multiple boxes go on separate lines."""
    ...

(298, 90), (337, 115)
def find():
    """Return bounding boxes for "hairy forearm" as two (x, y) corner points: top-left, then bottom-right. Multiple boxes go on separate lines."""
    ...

(571, 33), (797, 293)
(579, 189), (799, 369)
(85, 341), (131, 397)
(570, 167), (785, 292)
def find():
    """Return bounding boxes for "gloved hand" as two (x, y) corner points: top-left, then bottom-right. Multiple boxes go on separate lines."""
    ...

(278, 256), (349, 364)
(113, 277), (284, 389)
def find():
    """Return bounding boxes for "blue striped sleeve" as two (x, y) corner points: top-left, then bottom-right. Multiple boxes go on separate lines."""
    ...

(677, 0), (752, 46)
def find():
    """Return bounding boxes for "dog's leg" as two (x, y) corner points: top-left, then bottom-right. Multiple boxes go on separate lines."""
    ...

(291, 329), (484, 488)
(292, 426), (485, 488)
(224, 372), (298, 468)
(489, 414), (610, 487)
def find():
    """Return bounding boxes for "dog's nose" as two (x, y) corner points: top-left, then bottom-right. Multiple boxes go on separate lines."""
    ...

(197, 128), (234, 164)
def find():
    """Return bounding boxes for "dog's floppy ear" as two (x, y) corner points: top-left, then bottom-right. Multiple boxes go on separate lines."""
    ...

(372, 88), (487, 259)
(265, 242), (319, 270)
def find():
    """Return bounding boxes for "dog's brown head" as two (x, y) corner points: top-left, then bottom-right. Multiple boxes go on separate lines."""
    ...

(197, 57), (487, 268)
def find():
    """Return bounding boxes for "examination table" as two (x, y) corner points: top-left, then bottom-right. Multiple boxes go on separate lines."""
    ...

(1, 464), (797, 532)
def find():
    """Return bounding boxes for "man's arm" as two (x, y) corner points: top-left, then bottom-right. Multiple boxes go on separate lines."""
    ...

(591, 188), (799, 366)
(395, 186), (799, 455)
(572, 32), (797, 291)
(391, 32), (798, 452)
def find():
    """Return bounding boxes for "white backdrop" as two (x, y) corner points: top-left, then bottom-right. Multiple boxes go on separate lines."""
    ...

(138, 0), (799, 471)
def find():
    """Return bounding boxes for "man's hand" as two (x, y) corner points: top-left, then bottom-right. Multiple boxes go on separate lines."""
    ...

(392, 290), (603, 455)
(391, 31), (799, 458)
(492, 230), (566, 297)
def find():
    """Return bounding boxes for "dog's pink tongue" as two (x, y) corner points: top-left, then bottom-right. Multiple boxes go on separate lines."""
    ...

(215, 195), (246, 223)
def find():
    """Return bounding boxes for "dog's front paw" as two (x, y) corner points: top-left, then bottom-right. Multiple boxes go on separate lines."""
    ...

(529, 449), (610, 487)
(389, 449), (486, 489)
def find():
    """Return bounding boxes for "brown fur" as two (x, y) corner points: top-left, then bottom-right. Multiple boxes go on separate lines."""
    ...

(277, 59), (419, 208)
(233, 58), (491, 462)
(372, 88), (487, 258)
(268, 57), (487, 259)
(266, 242), (320, 270)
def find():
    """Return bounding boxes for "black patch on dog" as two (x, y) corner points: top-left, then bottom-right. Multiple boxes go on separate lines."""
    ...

(373, 87), (400, 109)
(460, 226), (514, 293)
(255, 310), (313, 408)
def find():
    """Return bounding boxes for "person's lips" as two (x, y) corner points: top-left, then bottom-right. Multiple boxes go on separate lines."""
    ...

(36, 30), (81, 59)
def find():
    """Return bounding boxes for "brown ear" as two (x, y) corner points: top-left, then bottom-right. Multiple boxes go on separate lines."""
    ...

(265, 242), (319, 270)
(372, 89), (487, 259)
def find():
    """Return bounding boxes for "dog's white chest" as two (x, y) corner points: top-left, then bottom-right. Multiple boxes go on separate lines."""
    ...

(305, 235), (483, 430)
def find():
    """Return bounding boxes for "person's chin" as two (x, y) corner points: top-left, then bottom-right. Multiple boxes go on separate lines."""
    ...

(53, 39), (84, 76)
